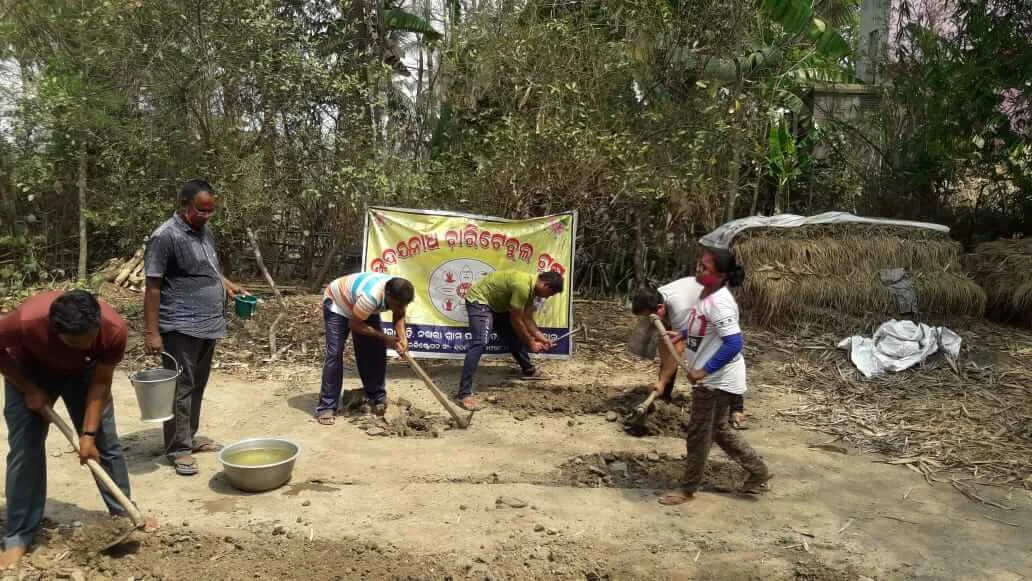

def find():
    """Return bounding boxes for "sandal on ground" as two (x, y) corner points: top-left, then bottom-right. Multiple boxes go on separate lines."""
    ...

(191, 437), (223, 453)
(658, 489), (695, 505)
(315, 410), (336, 426)
(172, 456), (199, 476)
(739, 473), (773, 494)
(454, 396), (483, 412)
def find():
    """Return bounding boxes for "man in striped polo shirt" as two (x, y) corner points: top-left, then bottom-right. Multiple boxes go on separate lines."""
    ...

(315, 272), (415, 425)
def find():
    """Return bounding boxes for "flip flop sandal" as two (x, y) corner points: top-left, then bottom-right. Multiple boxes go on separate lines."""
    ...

(518, 371), (551, 381)
(315, 411), (336, 426)
(454, 397), (483, 412)
(191, 440), (224, 453)
(739, 473), (773, 494)
(657, 490), (695, 505)
(173, 457), (199, 476)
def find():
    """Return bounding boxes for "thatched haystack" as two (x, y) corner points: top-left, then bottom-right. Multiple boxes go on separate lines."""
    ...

(732, 224), (986, 323)
(966, 238), (1032, 327)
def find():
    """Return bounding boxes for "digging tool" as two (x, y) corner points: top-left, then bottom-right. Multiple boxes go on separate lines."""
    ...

(626, 314), (694, 430)
(549, 325), (584, 345)
(43, 406), (151, 552)
(401, 351), (474, 429)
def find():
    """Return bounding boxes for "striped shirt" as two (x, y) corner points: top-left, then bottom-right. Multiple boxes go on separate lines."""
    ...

(324, 273), (392, 320)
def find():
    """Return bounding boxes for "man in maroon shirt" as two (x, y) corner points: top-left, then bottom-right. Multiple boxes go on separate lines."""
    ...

(0, 290), (147, 569)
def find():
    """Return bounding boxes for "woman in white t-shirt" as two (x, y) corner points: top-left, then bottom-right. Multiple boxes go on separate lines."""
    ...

(658, 249), (771, 505)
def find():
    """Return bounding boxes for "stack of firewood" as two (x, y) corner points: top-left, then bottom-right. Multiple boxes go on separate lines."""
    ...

(99, 246), (146, 291)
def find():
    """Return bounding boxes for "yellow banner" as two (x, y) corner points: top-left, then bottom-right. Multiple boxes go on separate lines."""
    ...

(362, 207), (577, 359)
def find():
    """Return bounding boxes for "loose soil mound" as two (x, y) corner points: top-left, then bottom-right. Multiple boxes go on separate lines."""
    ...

(2, 519), (615, 581)
(619, 399), (690, 438)
(338, 390), (450, 438)
(479, 385), (690, 438)
(545, 452), (741, 492)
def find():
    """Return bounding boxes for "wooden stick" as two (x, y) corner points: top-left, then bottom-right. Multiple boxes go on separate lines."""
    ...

(246, 228), (283, 301)
(246, 228), (285, 359)
(269, 312), (286, 354)
(401, 351), (472, 429)
(43, 406), (145, 527)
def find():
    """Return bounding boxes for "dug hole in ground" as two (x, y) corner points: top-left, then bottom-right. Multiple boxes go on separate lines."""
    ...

(2, 297), (1031, 581)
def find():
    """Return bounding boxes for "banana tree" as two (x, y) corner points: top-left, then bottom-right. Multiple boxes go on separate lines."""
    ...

(767, 119), (822, 213)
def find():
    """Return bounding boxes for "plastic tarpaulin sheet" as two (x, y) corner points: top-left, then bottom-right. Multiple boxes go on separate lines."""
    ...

(699, 211), (950, 249)
(836, 320), (962, 378)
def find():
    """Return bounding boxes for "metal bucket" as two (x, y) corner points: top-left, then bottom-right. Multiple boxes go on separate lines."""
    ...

(128, 352), (180, 423)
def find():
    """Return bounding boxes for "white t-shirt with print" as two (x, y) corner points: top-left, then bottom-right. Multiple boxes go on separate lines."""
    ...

(658, 277), (704, 332)
(683, 286), (747, 395)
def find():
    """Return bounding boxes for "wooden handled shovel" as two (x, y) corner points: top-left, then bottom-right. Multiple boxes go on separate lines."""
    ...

(43, 406), (152, 552)
(627, 315), (692, 428)
(401, 352), (474, 429)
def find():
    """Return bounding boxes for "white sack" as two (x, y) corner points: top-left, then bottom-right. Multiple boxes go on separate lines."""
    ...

(837, 319), (961, 378)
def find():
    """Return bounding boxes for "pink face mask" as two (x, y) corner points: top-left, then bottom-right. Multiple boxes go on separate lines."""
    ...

(696, 273), (723, 288)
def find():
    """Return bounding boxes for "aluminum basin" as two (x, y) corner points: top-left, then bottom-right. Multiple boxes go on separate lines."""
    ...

(217, 438), (300, 493)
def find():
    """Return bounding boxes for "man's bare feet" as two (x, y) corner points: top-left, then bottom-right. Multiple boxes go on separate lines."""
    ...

(658, 489), (694, 505)
(0, 546), (27, 570)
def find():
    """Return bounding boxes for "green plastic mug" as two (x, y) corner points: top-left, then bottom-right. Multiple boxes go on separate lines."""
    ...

(234, 294), (258, 319)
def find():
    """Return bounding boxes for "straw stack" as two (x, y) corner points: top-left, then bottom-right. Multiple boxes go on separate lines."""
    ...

(966, 238), (1032, 327)
(732, 224), (986, 323)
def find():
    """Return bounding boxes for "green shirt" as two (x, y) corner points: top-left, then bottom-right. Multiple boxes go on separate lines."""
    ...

(466, 270), (535, 313)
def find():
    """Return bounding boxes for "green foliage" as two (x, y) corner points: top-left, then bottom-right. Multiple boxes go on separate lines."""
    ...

(385, 8), (441, 40)
(0, 0), (1025, 297)
(761, 0), (851, 59)
(874, 0), (1032, 237)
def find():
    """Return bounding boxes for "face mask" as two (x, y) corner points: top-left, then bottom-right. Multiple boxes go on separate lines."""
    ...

(696, 273), (723, 287)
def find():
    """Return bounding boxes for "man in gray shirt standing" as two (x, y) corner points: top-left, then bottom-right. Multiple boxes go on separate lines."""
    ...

(143, 179), (246, 476)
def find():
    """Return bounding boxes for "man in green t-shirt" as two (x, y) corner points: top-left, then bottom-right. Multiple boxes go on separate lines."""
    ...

(456, 270), (565, 410)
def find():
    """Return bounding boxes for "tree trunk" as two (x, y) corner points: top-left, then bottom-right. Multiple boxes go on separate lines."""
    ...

(632, 207), (646, 290)
(725, 131), (741, 222)
(309, 235), (345, 292)
(750, 163), (763, 216)
(77, 147), (88, 282)
(723, 75), (746, 223)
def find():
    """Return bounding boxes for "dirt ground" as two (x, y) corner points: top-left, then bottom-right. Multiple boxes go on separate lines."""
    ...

(2, 296), (1031, 581)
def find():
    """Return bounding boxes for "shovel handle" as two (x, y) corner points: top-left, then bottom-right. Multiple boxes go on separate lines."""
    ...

(649, 314), (694, 373)
(401, 352), (472, 429)
(43, 406), (146, 527)
(549, 325), (583, 345)
(635, 389), (660, 414)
